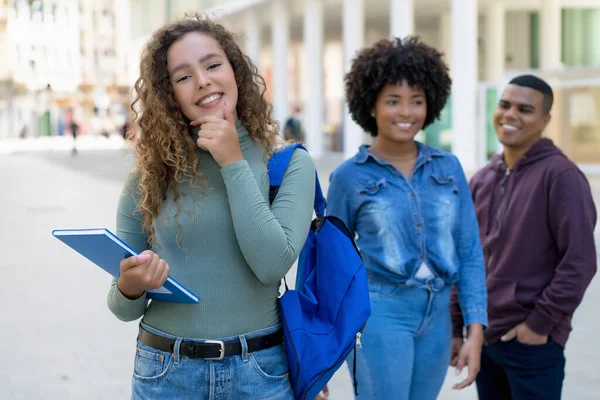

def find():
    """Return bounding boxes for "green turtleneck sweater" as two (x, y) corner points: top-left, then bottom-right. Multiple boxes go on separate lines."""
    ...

(107, 123), (316, 339)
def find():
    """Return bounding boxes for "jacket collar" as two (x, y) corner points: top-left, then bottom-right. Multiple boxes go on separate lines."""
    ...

(353, 142), (445, 165)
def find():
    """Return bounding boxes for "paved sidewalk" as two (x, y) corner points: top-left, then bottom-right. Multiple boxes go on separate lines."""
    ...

(0, 135), (127, 155)
(0, 148), (598, 399)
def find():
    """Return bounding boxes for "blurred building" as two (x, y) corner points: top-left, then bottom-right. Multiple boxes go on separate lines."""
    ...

(78, 0), (131, 138)
(127, 0), (600, 170)
(0, 0), (131, 139)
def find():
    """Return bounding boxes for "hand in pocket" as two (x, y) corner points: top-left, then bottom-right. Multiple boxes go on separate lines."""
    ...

(501, 322), (548, 345)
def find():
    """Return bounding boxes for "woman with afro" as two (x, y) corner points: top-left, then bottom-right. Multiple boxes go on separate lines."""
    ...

(106, 14), (316, 399)
(326, 37), (487, 399)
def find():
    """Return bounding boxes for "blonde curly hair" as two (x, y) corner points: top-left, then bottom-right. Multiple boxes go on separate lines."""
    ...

(131, 14), (279, 245)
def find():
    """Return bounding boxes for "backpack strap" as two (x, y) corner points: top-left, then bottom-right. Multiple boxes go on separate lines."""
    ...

(268, 143), (326, 217)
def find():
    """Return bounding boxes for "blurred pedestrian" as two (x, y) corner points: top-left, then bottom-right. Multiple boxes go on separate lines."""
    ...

(19, 123), (28, 139)
(326, 37), (487, 399)
(106, 13), (315, 400)
(283, 106), (303, 142)
(451, 75), (597, 400)
(70, 116), (79, 155)
(120, 121), (129, 140)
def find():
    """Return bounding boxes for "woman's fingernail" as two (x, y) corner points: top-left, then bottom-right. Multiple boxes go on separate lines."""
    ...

(138, 254), (151, 262)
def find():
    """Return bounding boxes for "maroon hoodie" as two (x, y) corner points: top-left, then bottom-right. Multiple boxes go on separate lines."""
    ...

(452, 138), (597, 347)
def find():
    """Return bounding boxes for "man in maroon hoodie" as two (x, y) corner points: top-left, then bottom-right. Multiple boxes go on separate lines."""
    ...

(450, 75), (597, 400)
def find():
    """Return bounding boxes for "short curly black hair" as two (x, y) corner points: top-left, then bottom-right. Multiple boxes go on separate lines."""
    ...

(345, 36), (452, 137)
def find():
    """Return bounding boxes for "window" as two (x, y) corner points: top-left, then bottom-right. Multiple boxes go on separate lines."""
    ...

(529, 12), (540, 69)
(562, 9), (600, 67)
(530, 8), (600, 68)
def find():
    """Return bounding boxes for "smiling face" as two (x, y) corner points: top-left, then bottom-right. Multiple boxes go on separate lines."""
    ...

(167, 31), (238, 121)
(493, 84), (550, 151)
(372, 81), (427, 144)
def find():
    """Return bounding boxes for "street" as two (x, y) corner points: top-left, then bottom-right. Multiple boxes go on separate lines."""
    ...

(1, 146), (598, 399)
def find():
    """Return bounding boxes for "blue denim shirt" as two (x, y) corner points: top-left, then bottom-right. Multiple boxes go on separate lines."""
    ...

(327, 143), (488, 328)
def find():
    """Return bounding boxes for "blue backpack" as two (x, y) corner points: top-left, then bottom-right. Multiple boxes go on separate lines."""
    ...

(268, 143), (371, 400)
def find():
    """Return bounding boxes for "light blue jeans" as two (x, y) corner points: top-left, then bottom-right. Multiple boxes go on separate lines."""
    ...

(348, 281), (452, 400)
(132, 322), (293, 400)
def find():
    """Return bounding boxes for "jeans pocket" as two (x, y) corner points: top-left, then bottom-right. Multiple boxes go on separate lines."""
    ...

(133, 341), (173, 380)
(249, 344), (290, 380)
(429, 175), (459, 204)
(358, 178), (395, 212)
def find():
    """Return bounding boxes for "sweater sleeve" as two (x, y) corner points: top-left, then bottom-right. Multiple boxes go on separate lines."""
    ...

(526, 168), (597, 335)
(220, 149), (316, 284)
(106, 173), (150, 321)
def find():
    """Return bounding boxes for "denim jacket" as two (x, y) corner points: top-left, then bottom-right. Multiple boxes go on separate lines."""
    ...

(327, 143), (488, 328)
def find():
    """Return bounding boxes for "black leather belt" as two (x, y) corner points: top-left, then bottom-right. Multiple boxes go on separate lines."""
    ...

(138, 326), (283, 360)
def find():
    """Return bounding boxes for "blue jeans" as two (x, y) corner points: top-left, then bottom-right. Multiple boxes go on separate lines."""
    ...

(132, 322), (293, 399)
(348, 282), (452, 400)
(476, 339), (565, 400)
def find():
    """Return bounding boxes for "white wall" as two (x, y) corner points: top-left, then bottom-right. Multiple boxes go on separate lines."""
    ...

(324, 42), (345, 131)
(9, 1), (81, 93)
(170, 0), (204, 20)
(148, 0), (168, 35)
(115, 0), (133, 86)
(131, 0), (167, 40)
(0, 38), (9, 80)
(257, 44), (296, 109)
(0, 102), (8, 139)
(505, 12), (531, 71)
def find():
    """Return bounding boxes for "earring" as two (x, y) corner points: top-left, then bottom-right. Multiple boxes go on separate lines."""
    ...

(371, 112), (375, 118)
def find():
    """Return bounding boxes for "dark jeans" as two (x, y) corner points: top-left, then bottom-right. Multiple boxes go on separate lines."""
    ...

(476, 339), (565, 400)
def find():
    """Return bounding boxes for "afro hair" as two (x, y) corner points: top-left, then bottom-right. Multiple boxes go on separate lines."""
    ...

(345, 36), (452, 137)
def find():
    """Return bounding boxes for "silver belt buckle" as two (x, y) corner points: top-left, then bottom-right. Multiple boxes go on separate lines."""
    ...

(203, 340), (225, 360)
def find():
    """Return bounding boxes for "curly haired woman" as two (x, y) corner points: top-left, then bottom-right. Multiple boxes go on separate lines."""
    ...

(325, 37), (488, 399)
(106, 14), (315, 399)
